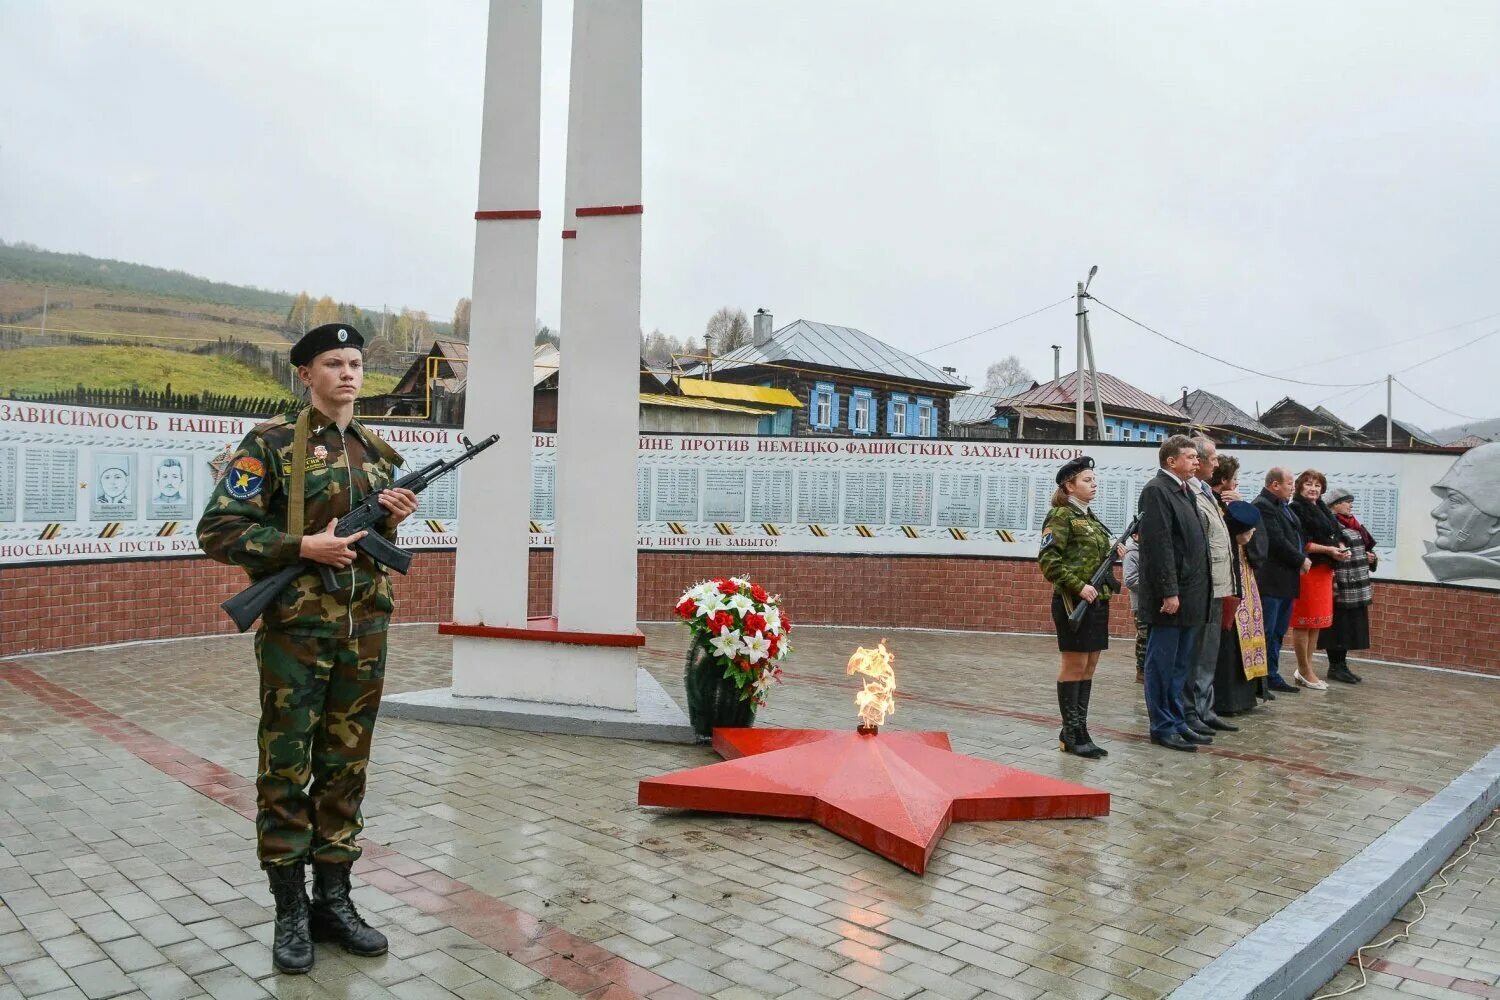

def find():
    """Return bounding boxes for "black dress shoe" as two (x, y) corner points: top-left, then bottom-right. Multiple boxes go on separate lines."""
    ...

(1267, 678), (1301, 693)
(1185, 722), (1216, 739)
(1152, 733), (1197, 752)
(1261, 689), (1276, 701)
(1205, 717), (1239, 732)
(1178, 729), (1213, 744)
(1347, 668), (1363, 683)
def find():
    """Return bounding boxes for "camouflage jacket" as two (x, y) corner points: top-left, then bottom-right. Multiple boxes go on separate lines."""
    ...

(197, 406), (404, 637)
(1037, 501), (1114, 601)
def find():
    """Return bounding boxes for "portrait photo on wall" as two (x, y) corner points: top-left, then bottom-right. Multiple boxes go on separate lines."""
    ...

(90, 452), (138, 521)
(147, 454), (193, 521)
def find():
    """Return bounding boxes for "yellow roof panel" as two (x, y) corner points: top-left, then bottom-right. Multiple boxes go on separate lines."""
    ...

(675, 378), (802, 408)
(638, 392), (775, 416)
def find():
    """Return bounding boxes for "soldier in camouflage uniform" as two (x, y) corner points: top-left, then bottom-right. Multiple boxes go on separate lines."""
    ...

(197, 323), (417, 975)
(1037, 455), (1119, 760)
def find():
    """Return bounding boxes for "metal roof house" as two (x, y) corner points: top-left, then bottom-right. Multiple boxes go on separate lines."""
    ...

(1180, 389), (1284, 445)
(949, 382), (1037, 439)
(686, 310), (970, 438)
(1260, 397), (1366, 446)
(1358, 414), (1442, 450)
(992, 370), (1190, 442)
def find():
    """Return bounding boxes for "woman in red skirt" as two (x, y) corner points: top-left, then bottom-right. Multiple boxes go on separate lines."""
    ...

(1288, 469), (1351, 689)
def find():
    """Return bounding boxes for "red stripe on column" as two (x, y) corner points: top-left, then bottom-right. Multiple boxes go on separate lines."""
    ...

(560, 230), (577, 239)
(475, 209), (542, 220)
(574, 204), (644, 217)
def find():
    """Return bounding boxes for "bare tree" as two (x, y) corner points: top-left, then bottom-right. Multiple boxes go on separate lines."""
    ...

(984, 355), (1034, 393)
(704, 307), (751, 355)
(452, 297), (471, 341)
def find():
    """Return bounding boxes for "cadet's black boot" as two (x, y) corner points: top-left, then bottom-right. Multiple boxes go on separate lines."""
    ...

(1078, 679), (1108, 757)
(310, 862), (388, 957)
(266, 863), (313, 975)
(1057, 682), (1104, 759)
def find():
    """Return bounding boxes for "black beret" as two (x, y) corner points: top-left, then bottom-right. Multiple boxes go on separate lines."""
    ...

(290, 323), (364, 366)
(1225, 499), (1262, 535)
(1055, 455), (1095, 485)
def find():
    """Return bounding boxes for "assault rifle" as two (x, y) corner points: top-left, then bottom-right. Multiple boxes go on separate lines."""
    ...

(221, 433), (499, 632)
(1066, 512), (1140, 631)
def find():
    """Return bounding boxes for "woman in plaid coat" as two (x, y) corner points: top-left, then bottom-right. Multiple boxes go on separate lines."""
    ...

(1318, 486), (1377, 684)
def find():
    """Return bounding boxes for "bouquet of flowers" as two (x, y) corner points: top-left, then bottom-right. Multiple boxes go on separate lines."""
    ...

(675, 577), (791, 709)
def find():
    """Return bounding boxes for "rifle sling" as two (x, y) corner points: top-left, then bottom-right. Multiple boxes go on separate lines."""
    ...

(288, 407), (312, 535)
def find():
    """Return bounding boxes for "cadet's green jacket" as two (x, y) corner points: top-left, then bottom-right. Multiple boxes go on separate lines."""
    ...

(197, 406), (404, 637)
(1037, 501), (1114, 601)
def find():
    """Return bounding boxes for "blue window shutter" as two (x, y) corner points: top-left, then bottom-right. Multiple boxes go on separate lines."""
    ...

(886, 397), (896, 434)
(831, 392), (841, 429)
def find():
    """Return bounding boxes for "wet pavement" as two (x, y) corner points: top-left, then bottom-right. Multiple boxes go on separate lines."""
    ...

(3, 622), (1499, 1000)
(1313, 807), (1500, 1000)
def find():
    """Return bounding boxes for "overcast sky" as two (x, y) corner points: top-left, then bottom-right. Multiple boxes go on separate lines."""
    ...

(3, 1), (1498, 433)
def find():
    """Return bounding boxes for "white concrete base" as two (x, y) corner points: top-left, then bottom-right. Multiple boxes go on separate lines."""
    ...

(381, 668), (693, 743)
(451, 634), (639, 710)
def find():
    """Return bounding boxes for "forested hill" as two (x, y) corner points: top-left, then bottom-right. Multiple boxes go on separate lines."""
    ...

(0, 240), (293, 313)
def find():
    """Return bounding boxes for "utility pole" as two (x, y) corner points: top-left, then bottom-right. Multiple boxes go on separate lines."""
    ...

(1075, 283), (1086, 441)
(1386, 374), (1393, 447)
(1075, 266), (1102, 442)
(40, 287), (48, 338)
(1051, 344), (1060, 381)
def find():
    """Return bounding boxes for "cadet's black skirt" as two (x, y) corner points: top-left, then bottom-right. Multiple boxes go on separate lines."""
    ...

(1052, 593), (1110, 652)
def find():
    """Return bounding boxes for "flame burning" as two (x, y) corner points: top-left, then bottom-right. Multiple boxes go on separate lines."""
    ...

(847, 640), (896, 729)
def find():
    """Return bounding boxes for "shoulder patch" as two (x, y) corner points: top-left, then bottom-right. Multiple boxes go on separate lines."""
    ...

(226, 456), (266, 499)
(1039, 529), (1056, 551)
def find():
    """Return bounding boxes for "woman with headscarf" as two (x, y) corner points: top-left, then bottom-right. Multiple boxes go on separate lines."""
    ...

(1318, 486), (1376, 684)
(1288, 469), (1351, 690)
(1208, 456), (1267, 716)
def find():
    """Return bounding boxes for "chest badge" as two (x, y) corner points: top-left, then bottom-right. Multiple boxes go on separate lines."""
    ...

(313, 445), (328, 461)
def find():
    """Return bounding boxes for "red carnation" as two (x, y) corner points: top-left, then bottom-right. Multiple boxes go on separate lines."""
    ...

(767, 634), (780, 657)
(675, 596), (697, 618)
(717, 579), (740, 595)
(742, 612), (766, 635)
(750, 584), (769, 603)
(709, 611), (735, 635)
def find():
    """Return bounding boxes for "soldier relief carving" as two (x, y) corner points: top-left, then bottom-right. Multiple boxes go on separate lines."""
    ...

(1424, 442), (1500, 584)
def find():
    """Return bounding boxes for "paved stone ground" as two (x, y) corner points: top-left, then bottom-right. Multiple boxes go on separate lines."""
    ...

(3, 623), (1499, 1000)
(1312, 807), (1500, 1000)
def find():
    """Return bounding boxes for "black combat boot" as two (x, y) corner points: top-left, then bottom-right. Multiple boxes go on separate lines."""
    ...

(310, 862), (388, 956)
(266, 863), (313, 975)
(1057, 682), (1104, 759)
(1077, 679), (1108, 757)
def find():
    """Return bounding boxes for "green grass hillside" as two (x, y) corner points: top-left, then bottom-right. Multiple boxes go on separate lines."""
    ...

(1, 346), (398, 398)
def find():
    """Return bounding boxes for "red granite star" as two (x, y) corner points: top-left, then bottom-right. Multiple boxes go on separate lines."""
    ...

(639, 728), (1109, 874)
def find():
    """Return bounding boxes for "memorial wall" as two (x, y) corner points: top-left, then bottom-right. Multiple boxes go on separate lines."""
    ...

(1, 400), (1490, 592)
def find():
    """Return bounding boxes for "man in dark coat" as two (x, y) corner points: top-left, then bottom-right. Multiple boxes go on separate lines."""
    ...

(1250, 466), (1307, 694)
(1136, 435), (1212, 751)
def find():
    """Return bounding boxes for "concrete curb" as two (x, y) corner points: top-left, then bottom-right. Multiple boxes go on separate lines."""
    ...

(1169, 745), (1500, 1000)
(381, 667), (696, 743)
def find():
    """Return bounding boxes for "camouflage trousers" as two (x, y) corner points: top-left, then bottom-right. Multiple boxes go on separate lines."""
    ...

(254, 628), (387, 869)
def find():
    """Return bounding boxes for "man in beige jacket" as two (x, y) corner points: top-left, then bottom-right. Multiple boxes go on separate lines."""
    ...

(1184, 436), (1238, 734)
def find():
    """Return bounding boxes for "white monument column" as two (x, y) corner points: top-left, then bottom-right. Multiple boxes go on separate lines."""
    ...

(449, 0), (542, 644)
(551, 0), (644, 659)
(384, 0), (689, 741)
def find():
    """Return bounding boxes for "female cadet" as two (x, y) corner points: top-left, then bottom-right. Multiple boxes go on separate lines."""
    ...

(1037, 455), (1118, 759)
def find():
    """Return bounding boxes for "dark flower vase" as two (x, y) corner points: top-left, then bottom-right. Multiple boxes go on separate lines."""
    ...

(684, 637), (757, 743)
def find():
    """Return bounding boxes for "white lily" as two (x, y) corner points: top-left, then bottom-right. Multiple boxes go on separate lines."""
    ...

(696, 592), (727, 617)
(708, 629), (743, 661)
(741, 631), (771, 664)
(723, 593), (755, 616)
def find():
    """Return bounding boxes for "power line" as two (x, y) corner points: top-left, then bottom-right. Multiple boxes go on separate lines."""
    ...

(1201, 309), (1500, 389)
(1395, 325), (1500, 375)
(913, 297), (1072, 356)
(1394, 377), (1480, 422)
(1088, 297), (1382, 389)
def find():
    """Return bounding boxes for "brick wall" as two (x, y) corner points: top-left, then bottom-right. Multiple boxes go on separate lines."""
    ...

(3, 552), (1496, 675)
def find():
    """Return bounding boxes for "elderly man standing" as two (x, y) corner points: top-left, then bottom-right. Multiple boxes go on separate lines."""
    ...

(1136, 435), (1212, 752)
(1183, 436), (1239, 735)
